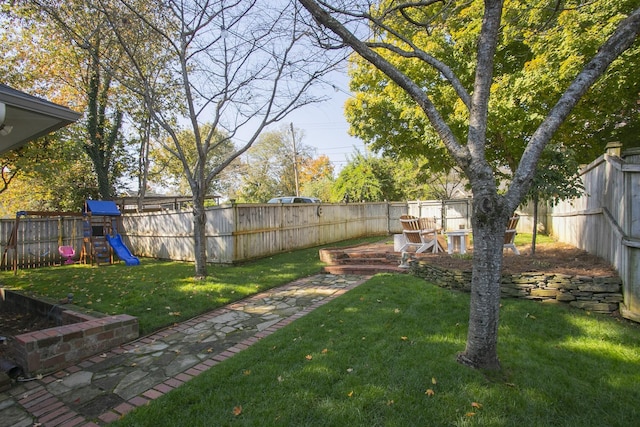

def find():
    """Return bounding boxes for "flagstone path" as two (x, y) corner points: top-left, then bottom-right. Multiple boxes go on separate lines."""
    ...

(0, 273), (370, 427)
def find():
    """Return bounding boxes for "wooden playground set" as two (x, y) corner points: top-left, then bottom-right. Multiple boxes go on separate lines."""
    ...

(1, 200), (139, 273)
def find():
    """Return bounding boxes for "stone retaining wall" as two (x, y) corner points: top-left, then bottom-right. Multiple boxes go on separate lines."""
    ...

(411, 261), (622, 314)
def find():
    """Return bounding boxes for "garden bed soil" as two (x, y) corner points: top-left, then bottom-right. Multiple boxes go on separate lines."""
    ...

(0, 310), (57, 360)
(428, 241), (618, 277)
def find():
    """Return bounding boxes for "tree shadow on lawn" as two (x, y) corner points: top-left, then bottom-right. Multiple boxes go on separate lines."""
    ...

(113, 275), (640, 426)
(494, 298), (640, 425)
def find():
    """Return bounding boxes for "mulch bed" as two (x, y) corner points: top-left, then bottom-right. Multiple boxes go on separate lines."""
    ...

(426, 241), (618, 277)
(0, 310), (57, 360)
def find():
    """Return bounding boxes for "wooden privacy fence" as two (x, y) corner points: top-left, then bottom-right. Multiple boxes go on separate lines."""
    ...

(118, 200), (485, 264)
(120, 202), (395, 264)
(1, 199), (514, 269)
(0, 216), (85, 270)
(548, 144), (640, 323)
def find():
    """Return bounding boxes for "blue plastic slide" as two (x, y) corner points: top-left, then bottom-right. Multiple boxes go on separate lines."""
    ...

(106, 234), (140, 266)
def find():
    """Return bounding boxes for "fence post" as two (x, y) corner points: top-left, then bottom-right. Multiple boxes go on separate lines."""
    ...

(232, 200), (239, 263)
(621, 147), (640, 322)
(386, 201), (390, 235)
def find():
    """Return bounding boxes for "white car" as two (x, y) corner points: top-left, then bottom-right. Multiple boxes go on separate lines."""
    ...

(267, 196), (321, 204)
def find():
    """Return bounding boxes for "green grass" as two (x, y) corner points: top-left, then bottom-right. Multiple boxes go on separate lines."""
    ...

(113, 274), (640, 427)
(4, 233), (637, 425)
(515, 232), (555, 245)
(0, 237), (383, 334)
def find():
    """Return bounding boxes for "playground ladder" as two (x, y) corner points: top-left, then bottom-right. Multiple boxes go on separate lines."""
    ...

(80, 215), (114, 265)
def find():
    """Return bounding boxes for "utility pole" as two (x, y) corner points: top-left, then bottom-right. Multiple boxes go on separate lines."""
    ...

(290, 122), (300, 196)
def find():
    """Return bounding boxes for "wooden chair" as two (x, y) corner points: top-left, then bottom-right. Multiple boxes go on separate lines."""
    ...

(504, 215), (520, 255)
(399, 215), (443, 253)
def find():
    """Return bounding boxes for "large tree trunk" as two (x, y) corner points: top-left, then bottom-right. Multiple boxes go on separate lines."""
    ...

(457, 194), (507, 370)
(192, 188), (208, 279)
(94, 164), (113, 200)
(457, 229), (504, 370)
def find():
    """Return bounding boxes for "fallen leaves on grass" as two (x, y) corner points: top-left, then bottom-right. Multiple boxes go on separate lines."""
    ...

(425, 377), (438, 396)
(466, 401), (483, 417)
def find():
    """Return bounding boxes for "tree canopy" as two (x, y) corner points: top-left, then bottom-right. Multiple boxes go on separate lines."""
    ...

(2, 0), (140, 200)
(0, 133), (97, 215)
(148, 124), (238, 197)
(298, 154), (335, 201)
(233, 126), (330, 202)
(344, 0), (640, 176)
(332, 152), (395, 202)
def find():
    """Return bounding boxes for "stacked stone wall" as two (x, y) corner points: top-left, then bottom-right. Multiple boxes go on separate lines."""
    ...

(411, 261), (622, 314)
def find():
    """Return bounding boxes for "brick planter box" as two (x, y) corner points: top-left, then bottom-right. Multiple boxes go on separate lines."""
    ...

(1, 289), (138, 375)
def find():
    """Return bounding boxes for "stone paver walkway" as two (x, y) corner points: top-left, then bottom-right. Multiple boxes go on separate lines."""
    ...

(0, 274), (370, 427)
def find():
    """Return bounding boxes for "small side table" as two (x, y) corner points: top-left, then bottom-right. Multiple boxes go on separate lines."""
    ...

(446, 230), (471, 255)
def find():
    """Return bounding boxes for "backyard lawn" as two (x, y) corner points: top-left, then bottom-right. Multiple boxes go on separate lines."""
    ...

(2, 234), (639, 425)
(0, 236), (383, 334)
(112, 274), (640, 426)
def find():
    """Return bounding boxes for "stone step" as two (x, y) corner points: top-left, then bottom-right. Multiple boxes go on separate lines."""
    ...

(319, 247), (394, 262)
(319, 244), (406, 275)
(341, 251), (390, 259)
(329, 257), (393, 265)
(322, 264), (407, 275)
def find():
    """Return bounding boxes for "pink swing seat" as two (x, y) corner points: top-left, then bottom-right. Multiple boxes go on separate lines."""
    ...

(59, 246), (75, 264)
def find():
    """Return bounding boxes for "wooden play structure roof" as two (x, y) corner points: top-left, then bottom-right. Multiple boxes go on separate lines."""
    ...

(85, 200), (121, 216)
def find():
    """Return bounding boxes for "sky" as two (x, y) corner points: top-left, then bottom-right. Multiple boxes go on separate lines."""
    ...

(134, 71), (366, 195)
(280, 70), (367, 172)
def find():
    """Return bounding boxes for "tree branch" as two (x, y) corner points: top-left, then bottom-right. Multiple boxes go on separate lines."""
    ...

(506, 6), (640, 212)
(466, 0), (504, 171)
(365, 41), (472, 109)
(298, 0), (470, 166)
